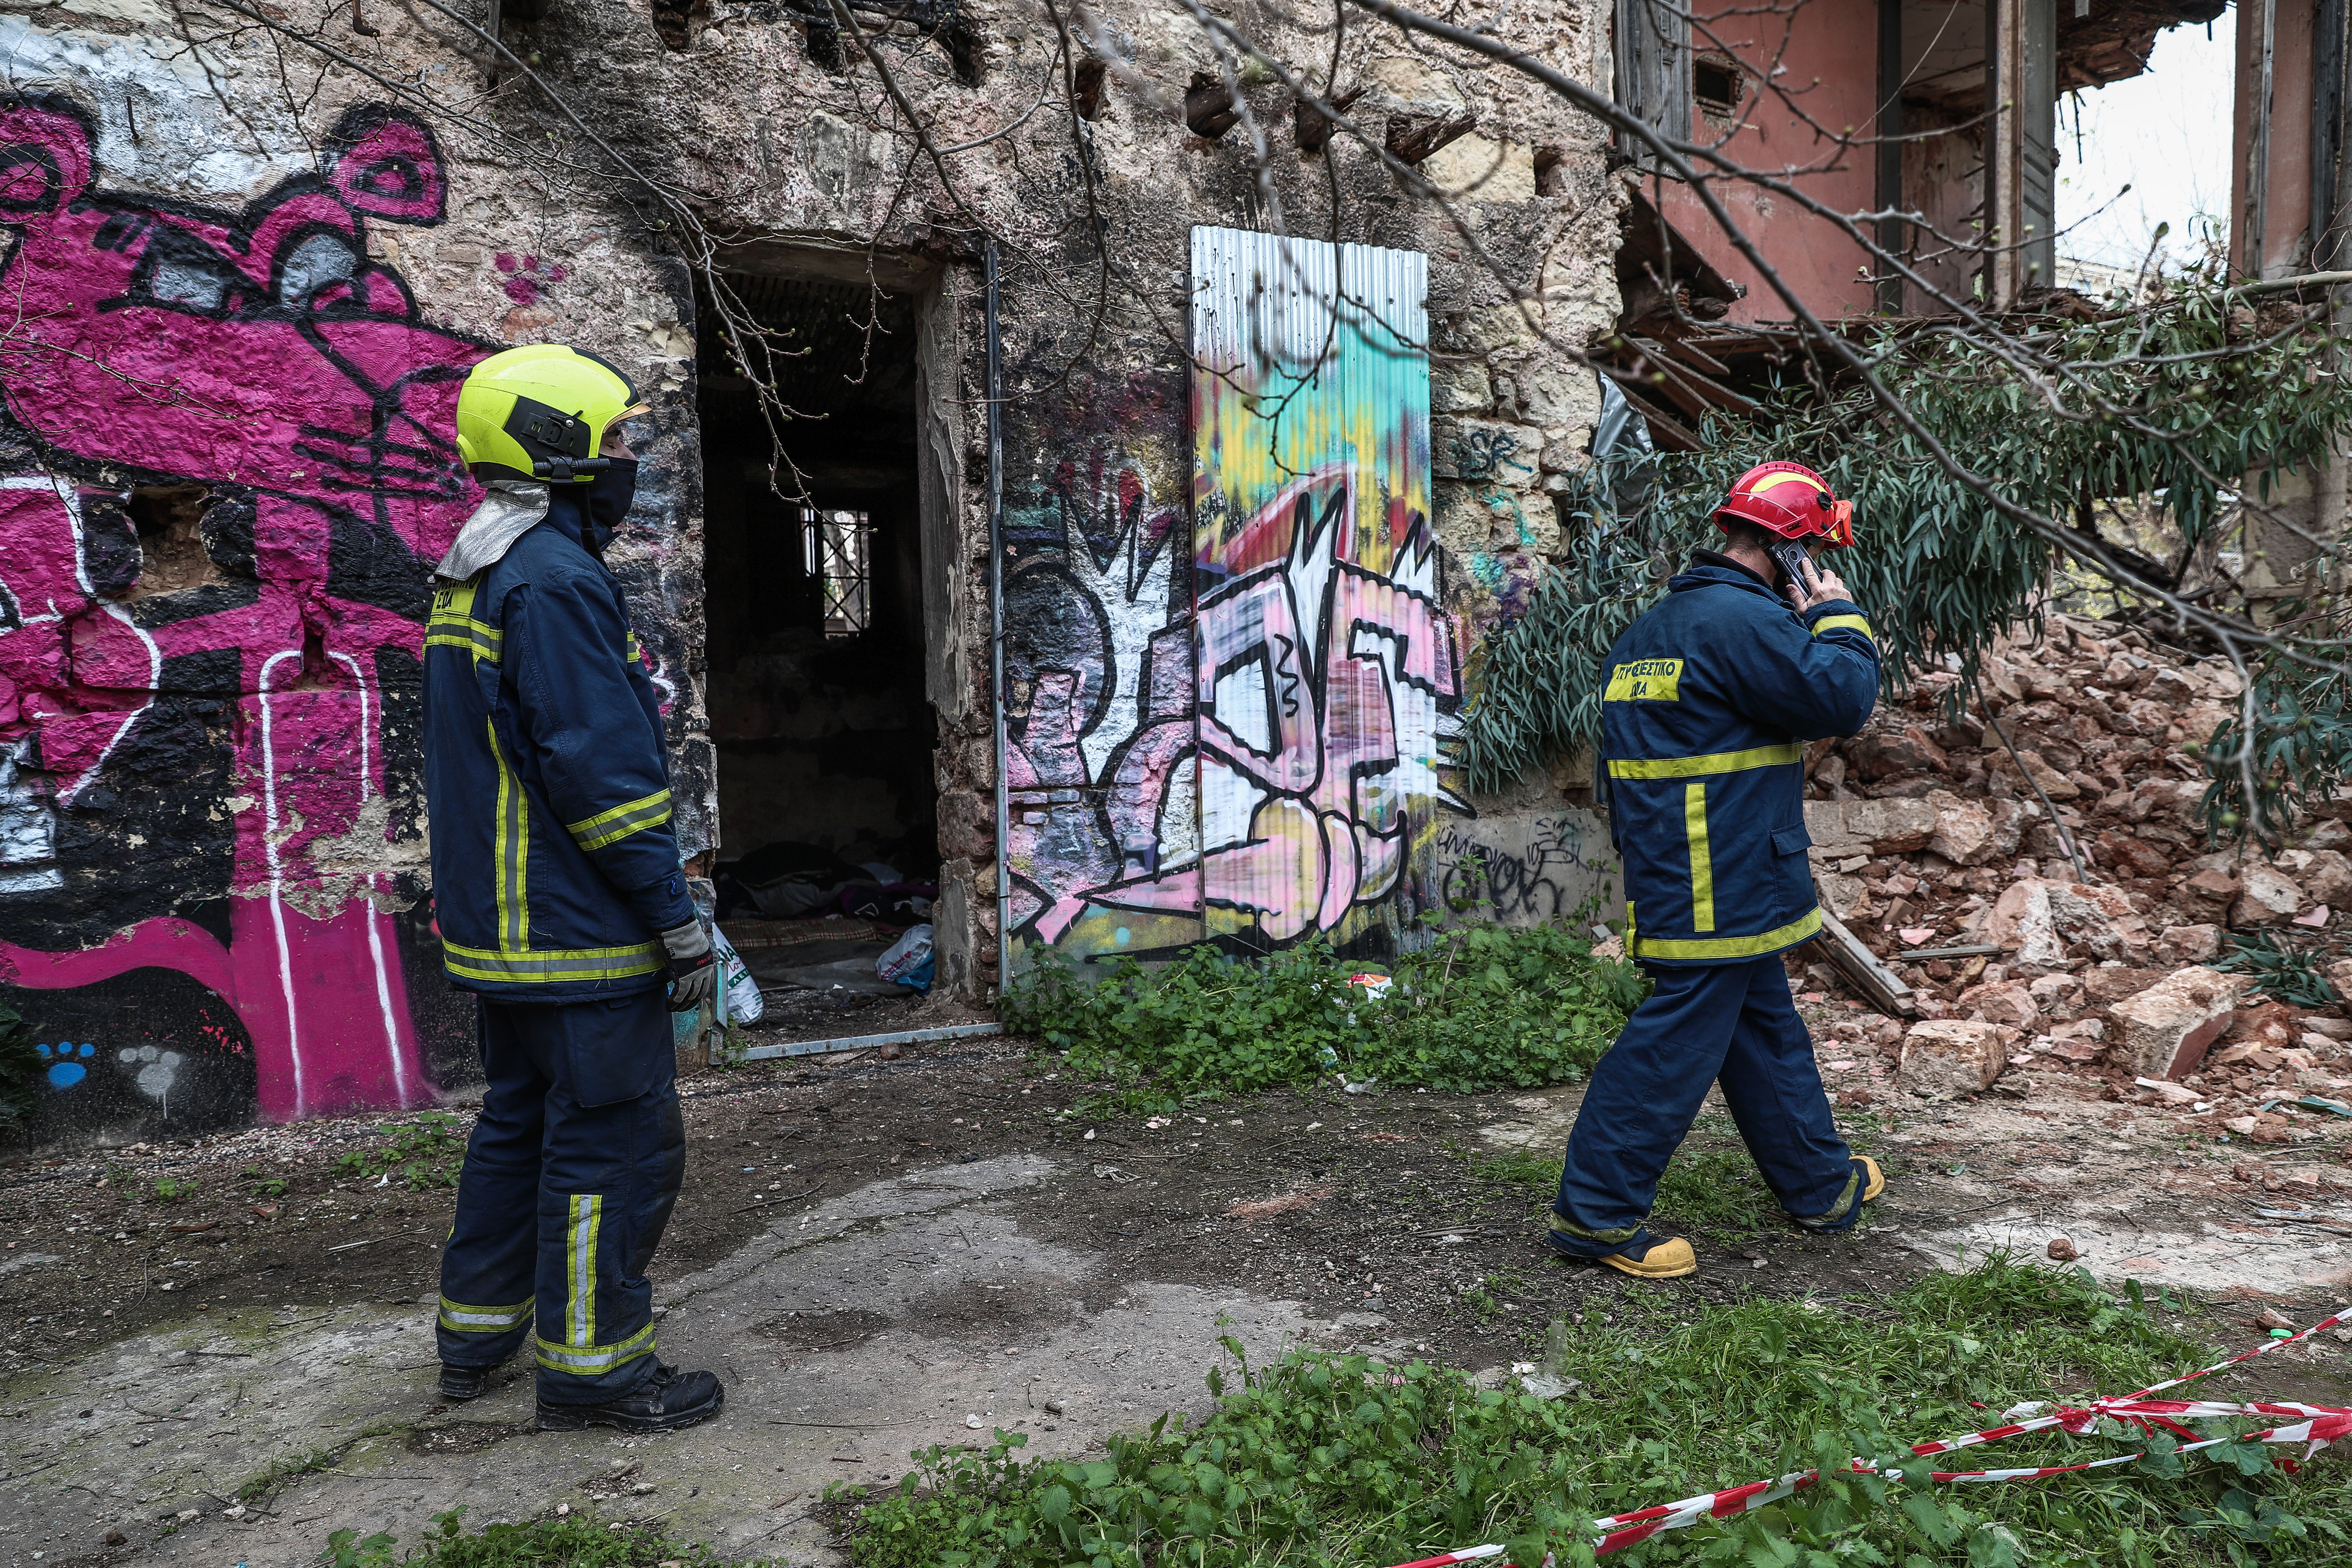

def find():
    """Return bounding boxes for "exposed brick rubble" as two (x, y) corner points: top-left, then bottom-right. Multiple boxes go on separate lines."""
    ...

(1791, 613), (2352, 1142)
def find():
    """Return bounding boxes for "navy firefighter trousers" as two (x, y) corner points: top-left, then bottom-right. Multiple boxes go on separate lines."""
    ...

(1550, 956), (1864, 1259)
(436, 991), (684, 1403)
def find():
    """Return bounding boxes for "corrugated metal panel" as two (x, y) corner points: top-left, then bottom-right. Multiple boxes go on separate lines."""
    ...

(1188, 226), (1447, 958)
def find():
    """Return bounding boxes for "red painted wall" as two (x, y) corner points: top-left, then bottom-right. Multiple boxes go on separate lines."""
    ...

(1654, 0), (1889, 323)
(2231, 0), (2315, 279)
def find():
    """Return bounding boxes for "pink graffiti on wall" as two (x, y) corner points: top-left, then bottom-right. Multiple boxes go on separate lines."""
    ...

(1019, 465), (1460, 946)
(0, 96), (488, 1119)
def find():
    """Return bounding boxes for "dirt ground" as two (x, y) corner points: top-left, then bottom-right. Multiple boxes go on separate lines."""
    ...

(3, 1000), (2350, 1568)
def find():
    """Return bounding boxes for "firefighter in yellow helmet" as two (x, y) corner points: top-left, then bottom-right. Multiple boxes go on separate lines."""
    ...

(424, 345), (723, 1431)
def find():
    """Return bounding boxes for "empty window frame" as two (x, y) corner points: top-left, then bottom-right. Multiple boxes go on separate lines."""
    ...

(802, 507), (872, 637)
(1692, 55), (1743, 121)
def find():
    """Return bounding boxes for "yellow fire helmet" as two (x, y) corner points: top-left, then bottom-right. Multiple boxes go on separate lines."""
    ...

(454, 344), (649, 482)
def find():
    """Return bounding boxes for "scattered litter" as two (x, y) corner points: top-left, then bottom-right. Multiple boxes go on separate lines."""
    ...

(1091, 1164), (1138, 1184)
(2046, 1236), (2078, 1262)
(326, 1240), (373, 1253)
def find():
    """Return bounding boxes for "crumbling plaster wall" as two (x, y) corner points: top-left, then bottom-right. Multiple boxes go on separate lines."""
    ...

(0, 2), (704, 1140)
(0, 0), (1629, 1145)
(492, 0), (1629, 979)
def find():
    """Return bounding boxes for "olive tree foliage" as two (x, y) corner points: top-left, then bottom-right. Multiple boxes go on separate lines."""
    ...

(1457, 294), (2352, 828)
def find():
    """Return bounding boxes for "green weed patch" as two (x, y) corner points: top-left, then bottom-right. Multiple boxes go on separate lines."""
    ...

(335, 1111), (468, 1190)
(1005, 923), (1648, 1096)
(837, 1259), (2349, 1567)
(322, 1507), (764, 1568)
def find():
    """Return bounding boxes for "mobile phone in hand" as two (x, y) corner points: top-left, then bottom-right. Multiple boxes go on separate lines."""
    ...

(1765, 538), (1819, 597)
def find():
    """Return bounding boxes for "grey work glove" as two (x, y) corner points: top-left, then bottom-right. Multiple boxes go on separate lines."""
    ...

(660, 919), (721, 1013)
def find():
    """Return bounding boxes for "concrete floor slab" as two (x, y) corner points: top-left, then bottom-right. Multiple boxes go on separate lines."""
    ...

(3, 1152), (1331, 1568)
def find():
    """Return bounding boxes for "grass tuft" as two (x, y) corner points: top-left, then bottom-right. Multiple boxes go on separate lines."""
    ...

(1006, 922), (1648, 1096)
(322, 1507), (768, 1568)
(835, 1259), (2351, 1567)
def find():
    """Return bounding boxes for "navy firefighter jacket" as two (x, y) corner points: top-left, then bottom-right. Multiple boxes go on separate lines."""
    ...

(422, 474), (695, 1002)
(1599, 551), (1880, 965)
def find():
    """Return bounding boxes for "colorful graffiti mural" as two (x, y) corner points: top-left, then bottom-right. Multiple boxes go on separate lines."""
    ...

(1001, 231), (1464, 967)
(1000, 373), (1208, 960)
(0, 93), (488, 1128)
(1186, 229), (1457, 955)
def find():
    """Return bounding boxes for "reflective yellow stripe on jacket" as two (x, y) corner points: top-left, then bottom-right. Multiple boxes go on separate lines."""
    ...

(1606, 741), (1805, 781)
(456, 721), (662, 984)
(1812, 613), (1875, 641)
(566, 788), (673, 852)
(1684, 783), (1715, 933)
(427, 578), (503, 664)
(1633, 908), (1825, 962)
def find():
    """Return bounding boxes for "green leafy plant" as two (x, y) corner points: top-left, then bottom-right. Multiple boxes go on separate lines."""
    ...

(2214, 929), (2340, 1008)
(152, 1175), (198, 1203)
(1004, 922), (1648, 1096)
(335, 1110), (468, 1190)
(1456, 289), (2352, 797)
(2198, 654), (2352, 849)
(840, 1259), (2344, 1567)
(321, 1506), (762, 1568)
(242, 1164), (291, 1199)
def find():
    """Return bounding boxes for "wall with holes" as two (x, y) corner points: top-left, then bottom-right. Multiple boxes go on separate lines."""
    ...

(0, 18), (709, 1142)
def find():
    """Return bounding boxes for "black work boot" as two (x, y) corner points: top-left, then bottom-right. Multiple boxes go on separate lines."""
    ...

(440, 1363), (497, 1402)
(536, 1365), (725, 1434)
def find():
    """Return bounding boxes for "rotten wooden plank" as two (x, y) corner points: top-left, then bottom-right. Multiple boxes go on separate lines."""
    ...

(1810, 903), (1918, 1018)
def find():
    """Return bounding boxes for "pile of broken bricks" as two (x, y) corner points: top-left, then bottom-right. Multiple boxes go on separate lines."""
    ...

(1788, 611), (2352, 1144)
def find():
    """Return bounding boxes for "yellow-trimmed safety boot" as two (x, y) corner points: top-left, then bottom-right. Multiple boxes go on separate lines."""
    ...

(1857, 1155), (1885, 1203)
(1600, 1236), (1698, 1279)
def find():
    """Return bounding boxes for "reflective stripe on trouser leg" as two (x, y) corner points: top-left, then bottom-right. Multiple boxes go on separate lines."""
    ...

(536, 1319), (658, 1375)
(529, 988), (677, 1402)
(1789, 1164), (1865, 1230)
(565, 1193), (602, 1349)
(440, 1296), (534, 1333)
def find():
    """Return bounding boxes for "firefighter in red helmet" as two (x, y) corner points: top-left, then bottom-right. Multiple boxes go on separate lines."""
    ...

(1546, 460), (1884, 1278)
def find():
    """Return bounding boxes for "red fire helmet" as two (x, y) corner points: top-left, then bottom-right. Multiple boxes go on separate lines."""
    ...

(1712, 461), (1856, 547)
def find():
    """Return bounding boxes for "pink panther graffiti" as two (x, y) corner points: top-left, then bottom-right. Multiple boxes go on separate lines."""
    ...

(0, 96), (488, 1119)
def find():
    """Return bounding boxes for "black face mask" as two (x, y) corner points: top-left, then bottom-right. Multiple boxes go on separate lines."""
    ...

(583, 459), (640, 553)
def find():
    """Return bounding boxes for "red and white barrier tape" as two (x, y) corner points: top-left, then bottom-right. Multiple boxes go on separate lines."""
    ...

(1386, 1305), (2351, 1567)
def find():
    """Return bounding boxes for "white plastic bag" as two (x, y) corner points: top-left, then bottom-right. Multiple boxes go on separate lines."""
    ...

(875, 922), (934, 992)
(710, 923), (764, 1024)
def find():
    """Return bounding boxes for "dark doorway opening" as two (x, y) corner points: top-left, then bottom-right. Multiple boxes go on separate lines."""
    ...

(698, 272), (940, 1015)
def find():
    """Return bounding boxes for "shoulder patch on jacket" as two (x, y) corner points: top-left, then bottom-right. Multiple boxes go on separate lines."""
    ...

(1604, 658), (1684, 702)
